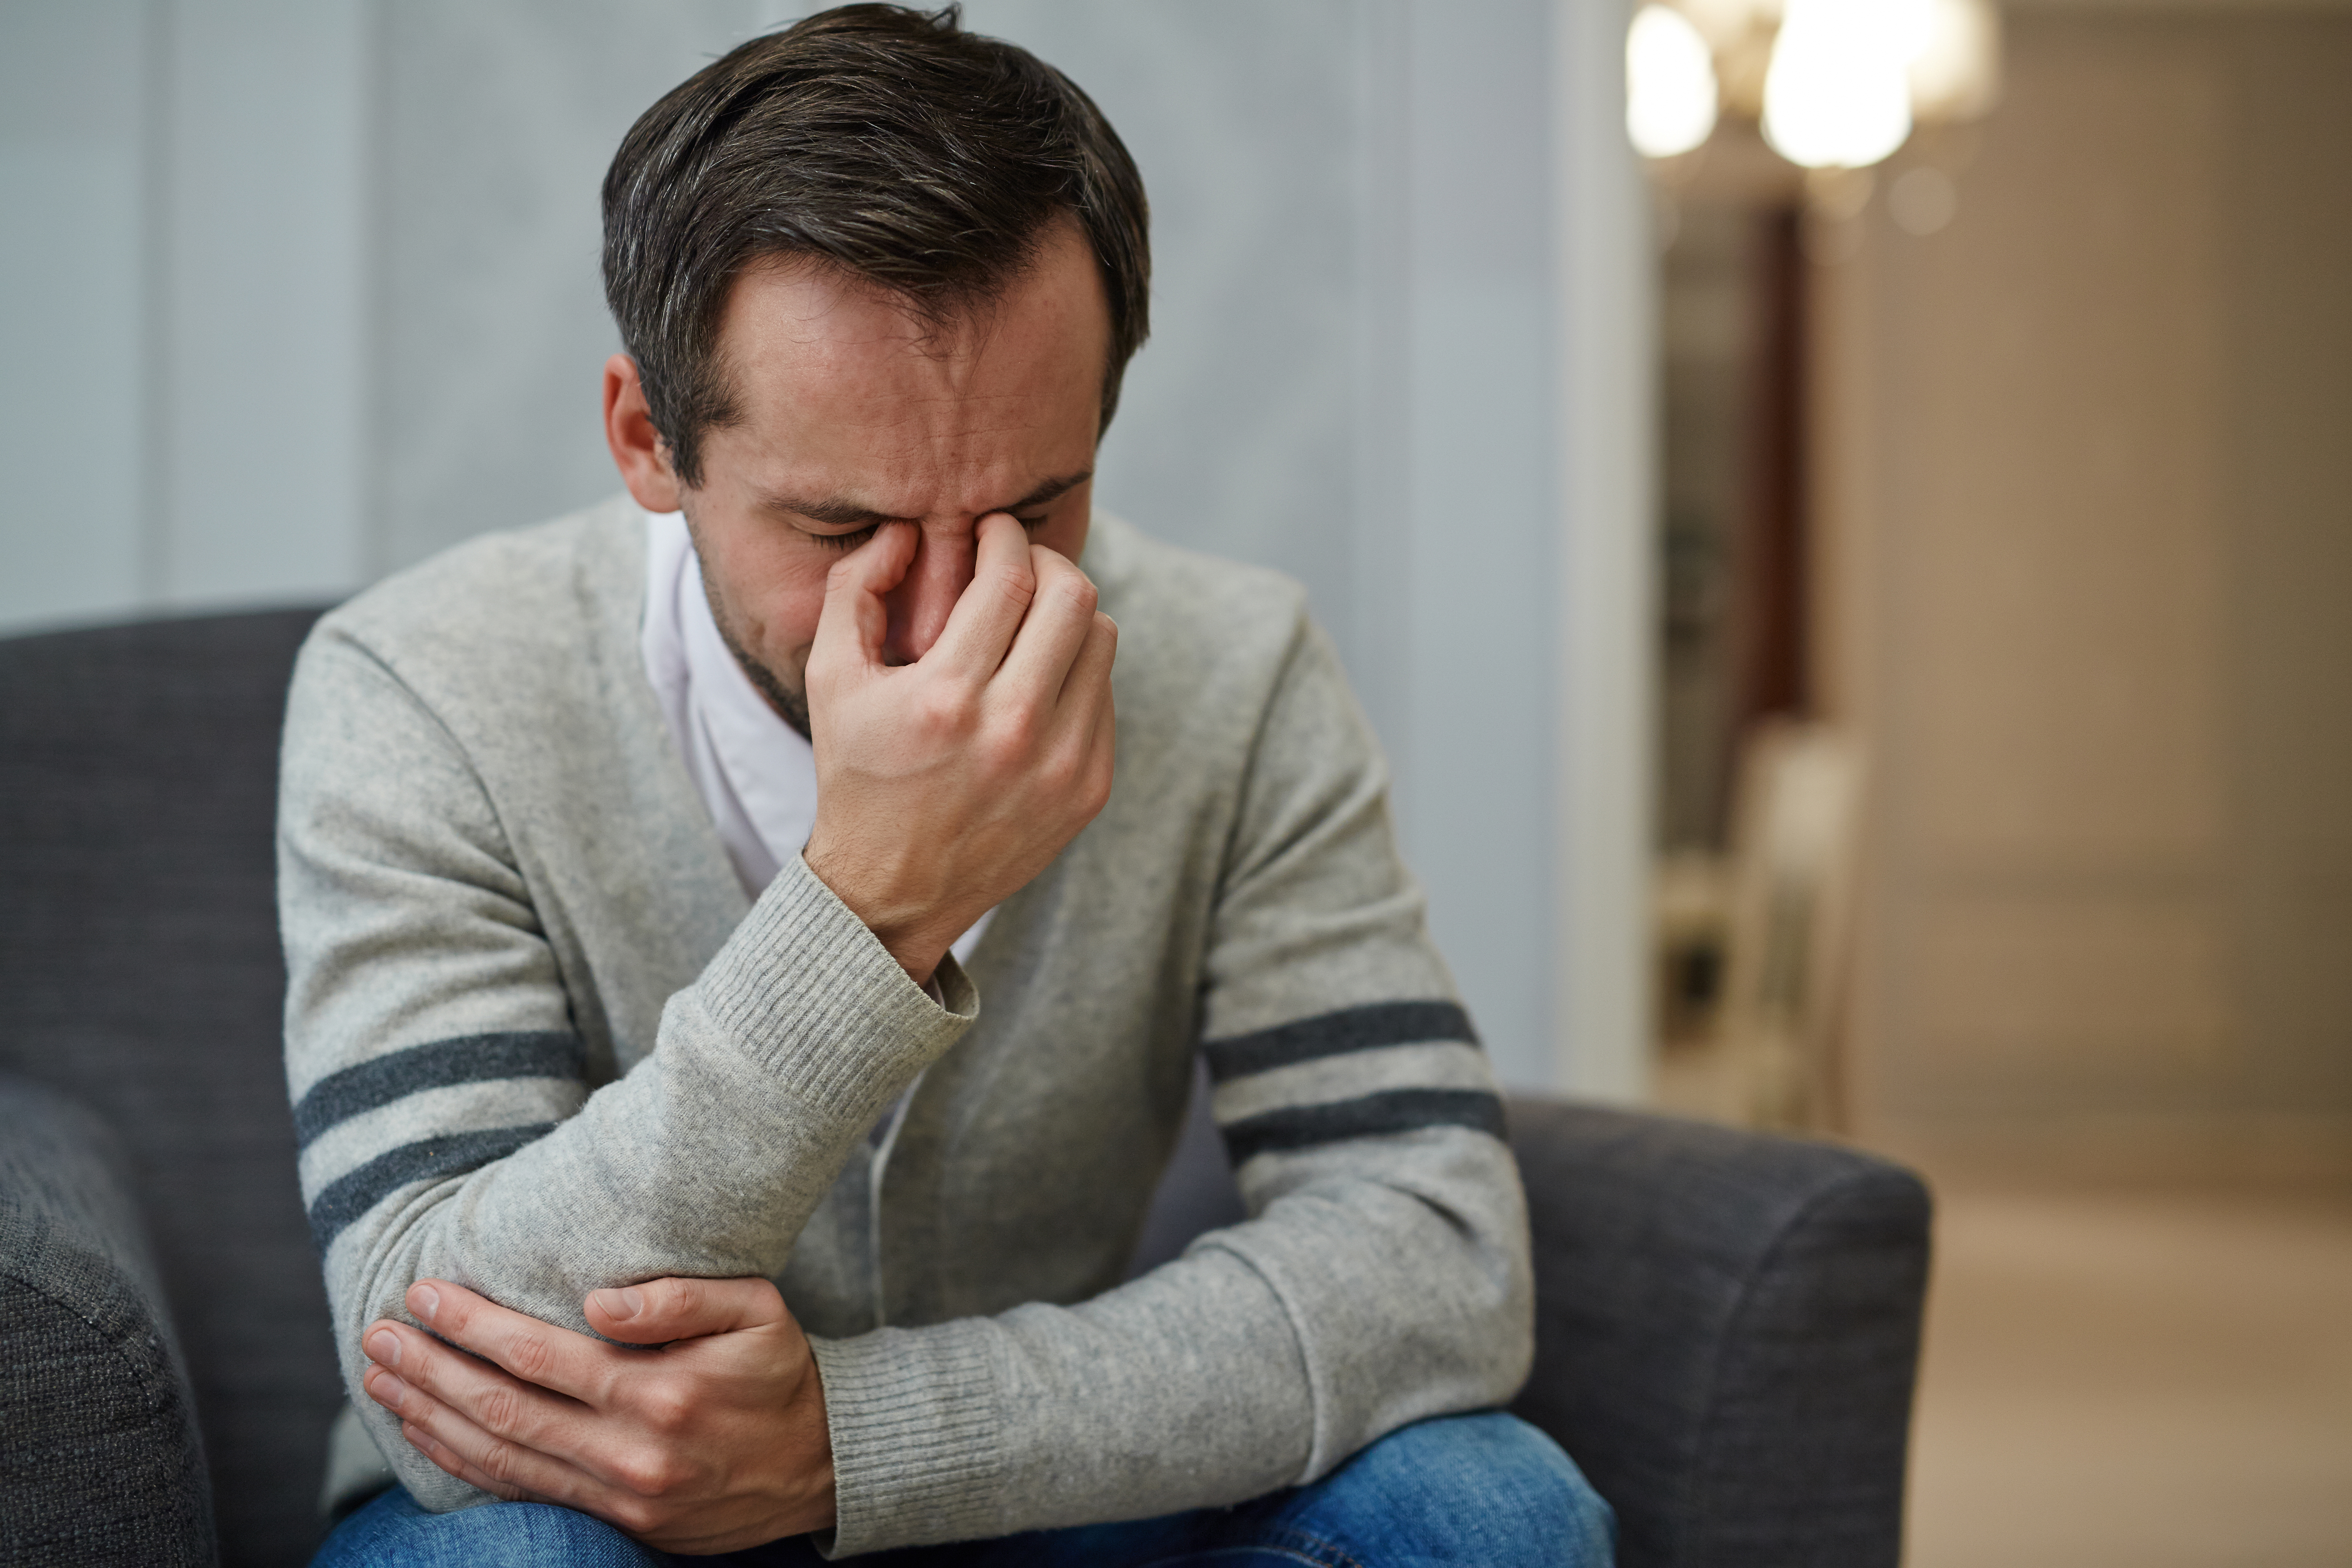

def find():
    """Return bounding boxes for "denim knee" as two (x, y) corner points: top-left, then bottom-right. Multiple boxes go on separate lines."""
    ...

(312, 1486), (670, 1568)
(1286, 1410), (1617, 1568)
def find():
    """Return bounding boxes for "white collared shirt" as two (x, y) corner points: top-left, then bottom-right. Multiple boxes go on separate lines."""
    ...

(639, 508), (990, 964)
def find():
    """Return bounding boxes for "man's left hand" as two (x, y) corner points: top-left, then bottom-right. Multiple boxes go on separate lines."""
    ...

(359, 1275), (833, 1553)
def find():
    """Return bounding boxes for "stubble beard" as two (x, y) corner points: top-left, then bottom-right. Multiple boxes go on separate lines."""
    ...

(696, 563), (814, 742)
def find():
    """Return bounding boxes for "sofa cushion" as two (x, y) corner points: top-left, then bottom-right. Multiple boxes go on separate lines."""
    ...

(0, 608), (339, 1567)
(0, 1077), (216, 1567)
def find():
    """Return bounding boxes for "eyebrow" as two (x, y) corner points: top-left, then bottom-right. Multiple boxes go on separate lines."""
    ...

(769, 470), (1093, 529)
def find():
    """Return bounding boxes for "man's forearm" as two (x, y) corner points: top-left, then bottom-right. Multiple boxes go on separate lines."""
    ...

(797, 1122), (1529, 1556)
(312, 855), (974, 1512)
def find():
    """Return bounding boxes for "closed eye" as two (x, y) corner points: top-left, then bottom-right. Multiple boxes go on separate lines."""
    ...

(805, 514), (1049, 552)
(806, 526), (878, 553)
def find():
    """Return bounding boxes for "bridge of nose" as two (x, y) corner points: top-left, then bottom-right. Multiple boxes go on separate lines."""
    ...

(883, 516), (983, 663)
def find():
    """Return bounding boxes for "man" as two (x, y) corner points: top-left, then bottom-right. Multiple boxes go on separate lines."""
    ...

(285, 7), (1612, 1564)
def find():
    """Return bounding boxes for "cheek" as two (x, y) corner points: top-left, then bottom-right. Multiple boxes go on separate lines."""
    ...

(733, 572), (829, 662)
(703, 534), (830, 663)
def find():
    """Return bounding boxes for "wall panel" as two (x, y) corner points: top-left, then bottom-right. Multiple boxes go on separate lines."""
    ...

(0, 2), (150, 630)
(1824, 12), (2352, 1156)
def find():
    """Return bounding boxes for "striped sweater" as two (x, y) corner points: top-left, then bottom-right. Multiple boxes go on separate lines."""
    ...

(277, 497), (1531, 1555)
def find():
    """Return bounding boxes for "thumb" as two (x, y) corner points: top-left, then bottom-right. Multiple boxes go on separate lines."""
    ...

(808, 521), (917, 688)
(586, 1275), (787, 1344)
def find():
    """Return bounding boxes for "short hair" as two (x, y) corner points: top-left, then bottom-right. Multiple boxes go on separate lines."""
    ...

(601, 3), (1151, 487)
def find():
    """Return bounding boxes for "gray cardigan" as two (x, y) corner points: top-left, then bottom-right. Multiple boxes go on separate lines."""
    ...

(277, 497), (1531, 1555)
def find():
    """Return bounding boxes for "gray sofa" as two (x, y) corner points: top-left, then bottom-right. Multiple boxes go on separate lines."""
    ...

(0, 609), (1932, 1568)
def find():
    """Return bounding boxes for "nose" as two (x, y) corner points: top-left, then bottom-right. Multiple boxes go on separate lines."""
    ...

(880, 519), (978, 666)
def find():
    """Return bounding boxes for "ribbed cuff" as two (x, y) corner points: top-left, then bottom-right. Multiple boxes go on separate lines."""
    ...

(695, 856), (979, 1123)
(808, 1321), (1003, 1556)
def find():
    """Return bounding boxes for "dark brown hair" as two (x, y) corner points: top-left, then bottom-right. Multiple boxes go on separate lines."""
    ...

(601, 4), (1151, 486)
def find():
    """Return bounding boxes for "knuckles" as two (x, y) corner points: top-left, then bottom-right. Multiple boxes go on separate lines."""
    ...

(909, 681), (980, 742)
(610, 1445), (688, 1502)
(629, 1376), (697, 1441)
(502, 1329), (559, 1387)
(607, 1492), (671, 1538)
(1082, 756), (1115, 817)
(1036, 740), (1083, 795)
(975, 715), (1039, 776)
(474, 1382), (527, 1440)
(1044, 570), (1098, 620)
(651, 1277), (704, 1322)
(984, 556), (1039, 616)
(475, 1435), (528, 1488)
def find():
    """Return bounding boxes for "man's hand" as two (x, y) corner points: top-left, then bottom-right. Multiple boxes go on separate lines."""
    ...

(359, 1276), (832, 1553)
(802, 511), (1117, 984)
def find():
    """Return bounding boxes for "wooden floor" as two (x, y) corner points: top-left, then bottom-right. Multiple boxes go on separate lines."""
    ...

(1904, 1183), (2352, 1567)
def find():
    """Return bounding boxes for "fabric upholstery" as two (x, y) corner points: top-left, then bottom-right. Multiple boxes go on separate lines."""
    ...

(0, 609), (339, 1568)
(0, 606), (1931, 1567)
(1508, 1101), (1932, 1568)
(0, 1076), (216, 1567)
(1135, 1086), (1930, 1568)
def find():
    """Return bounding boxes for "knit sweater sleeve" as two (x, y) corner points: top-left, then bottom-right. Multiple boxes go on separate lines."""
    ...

(805, 613), (1532, 1555)
(278, 622), (977, 1515)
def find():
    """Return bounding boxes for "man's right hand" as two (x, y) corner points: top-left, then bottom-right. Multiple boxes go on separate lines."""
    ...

(800, 512), (1117, 985)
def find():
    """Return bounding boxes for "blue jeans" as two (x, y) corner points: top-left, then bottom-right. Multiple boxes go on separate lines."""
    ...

(314, 1410), (1615, 1566)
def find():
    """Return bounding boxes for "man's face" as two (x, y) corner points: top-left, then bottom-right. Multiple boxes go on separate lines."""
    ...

(661, 225), (1108, 733)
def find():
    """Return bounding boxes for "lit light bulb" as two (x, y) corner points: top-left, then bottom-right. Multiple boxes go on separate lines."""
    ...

(1626, 4), (1720, 159)
(1909, 0), (2001, 122)
(1677, 0), (1778, 50)
(1762, 0), (1917, 169)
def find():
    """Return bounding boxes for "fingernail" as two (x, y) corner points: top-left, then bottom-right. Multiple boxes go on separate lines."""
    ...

(366, 1328), (402, 1368)
(411, 1283), (440, 1323)
(592, 1286), (644, 1321)
(367, 1369), (408, 1412)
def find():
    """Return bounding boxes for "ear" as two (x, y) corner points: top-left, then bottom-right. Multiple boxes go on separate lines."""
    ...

(604, 353), (684, 513)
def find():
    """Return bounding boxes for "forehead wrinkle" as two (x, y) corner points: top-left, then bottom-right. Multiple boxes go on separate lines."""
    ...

(831, 384), (1071, 443)
(762, 441), (1081, 519)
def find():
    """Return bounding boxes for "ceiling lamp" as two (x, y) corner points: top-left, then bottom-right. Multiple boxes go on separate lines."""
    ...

(1761, 0), (1918, 169)
(1628, 0), (2002, 168)
(1909, 0), (2003, 122)
(1626, 4), (1721, 160)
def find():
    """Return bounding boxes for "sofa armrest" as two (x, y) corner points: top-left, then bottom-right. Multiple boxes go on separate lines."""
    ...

(1505, 1097), (1931, 1568)
(0, 1074), (218, 1567)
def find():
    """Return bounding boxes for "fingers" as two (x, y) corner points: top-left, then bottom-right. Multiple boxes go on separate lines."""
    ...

(1042, 607), (1118, 771)
(1060, 607), (1118, 711)
(1079, 624), (1118, 810)
(361, 1338), (594, 1506)
(400, 1417), (543, 1503)
(391, 1397), (575, 1506)
(586, 1275), (789, 1346)
(995, 548), (1102, 700)
(397, 1281), (617, 1403)
(922, 512), (1038, 677)
(809, 520), (919, 683)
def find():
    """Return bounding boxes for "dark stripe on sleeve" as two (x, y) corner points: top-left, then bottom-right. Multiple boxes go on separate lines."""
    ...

(292, 1031), (586, 1149)
(1203, 1000), (1479, 1084)
(306, 1123), (556, 1252)
(1219, 1087), (1506, 1166)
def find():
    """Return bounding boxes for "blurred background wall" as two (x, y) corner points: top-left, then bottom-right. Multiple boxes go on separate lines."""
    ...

(1818, 3), (2352, 1174)
(0, 0), (1654, 1098)
(1631, 5), (2351, 1557)
(1639, 0), (2352, 1180)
